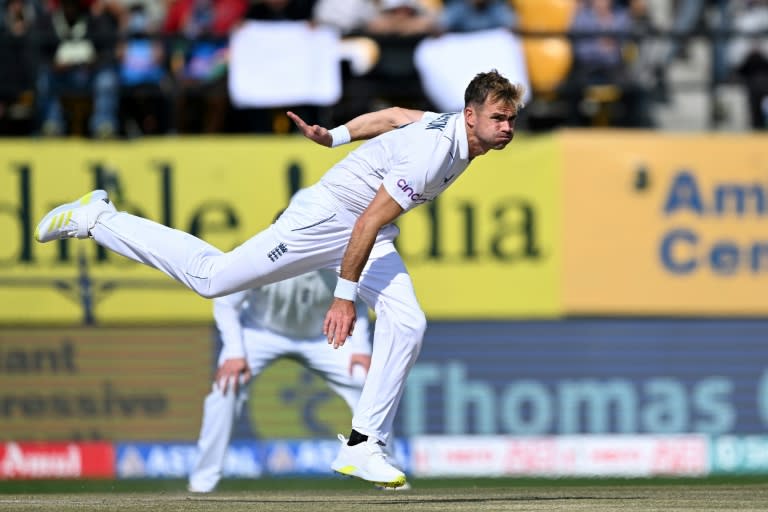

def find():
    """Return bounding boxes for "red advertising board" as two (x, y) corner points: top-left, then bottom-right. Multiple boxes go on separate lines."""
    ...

(0, 442), (115, 479)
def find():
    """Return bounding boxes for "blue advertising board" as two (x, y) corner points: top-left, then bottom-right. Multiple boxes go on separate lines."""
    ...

(395, 319), (768, 437)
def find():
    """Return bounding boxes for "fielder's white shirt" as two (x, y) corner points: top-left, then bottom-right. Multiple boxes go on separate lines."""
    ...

(213, 269), (371, 360)
(320, 111), (471, 215)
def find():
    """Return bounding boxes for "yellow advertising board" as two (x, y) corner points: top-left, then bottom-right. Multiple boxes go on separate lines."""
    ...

(561, 130), (768, 315)
(0, 327), (211, 441)
(0, 136), (560, 323)
(0, 137), (337, 324)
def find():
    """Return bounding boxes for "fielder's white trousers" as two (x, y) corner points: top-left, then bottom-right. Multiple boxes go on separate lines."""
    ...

(91, 184), (426, 444)
(188, 326), (365, 492)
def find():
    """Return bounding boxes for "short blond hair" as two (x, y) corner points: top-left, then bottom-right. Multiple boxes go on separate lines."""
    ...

(464, 69), (525, 111)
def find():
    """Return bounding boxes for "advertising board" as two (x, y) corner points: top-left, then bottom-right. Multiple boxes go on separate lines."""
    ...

(0, 136), (559, 323)
(561, 131), (768, 314)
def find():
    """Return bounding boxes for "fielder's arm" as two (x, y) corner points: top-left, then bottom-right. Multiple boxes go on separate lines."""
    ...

(212, 290), (252, 393)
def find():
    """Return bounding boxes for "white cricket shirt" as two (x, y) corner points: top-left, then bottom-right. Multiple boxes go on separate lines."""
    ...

(320, 111), (471, 215)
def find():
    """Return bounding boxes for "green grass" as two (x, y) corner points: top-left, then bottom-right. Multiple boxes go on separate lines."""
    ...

(2, 477), (768, 511)
(0, 475), (766, 494)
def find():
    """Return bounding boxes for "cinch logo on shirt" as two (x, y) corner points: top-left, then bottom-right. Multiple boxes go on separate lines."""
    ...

(397, 178), (428, 203)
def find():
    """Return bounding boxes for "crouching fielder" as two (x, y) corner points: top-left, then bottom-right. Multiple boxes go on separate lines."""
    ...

(188, 269), (373, 493)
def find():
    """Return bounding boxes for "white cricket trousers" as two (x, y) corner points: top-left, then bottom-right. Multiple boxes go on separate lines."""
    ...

(188, 326), (365, 492)
(91, 184), (426, 443)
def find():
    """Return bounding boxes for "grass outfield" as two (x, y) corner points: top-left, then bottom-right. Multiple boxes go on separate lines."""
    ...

(1, 477), (768, 511)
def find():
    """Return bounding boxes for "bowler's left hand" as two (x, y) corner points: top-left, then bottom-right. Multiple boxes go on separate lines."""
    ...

(324, 298), (356, 349)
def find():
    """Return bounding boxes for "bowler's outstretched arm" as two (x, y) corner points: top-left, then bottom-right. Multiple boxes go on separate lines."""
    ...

(287, 107), (426, 147)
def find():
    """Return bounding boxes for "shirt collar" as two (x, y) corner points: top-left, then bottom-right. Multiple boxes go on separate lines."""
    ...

(456, 111), (469, 160)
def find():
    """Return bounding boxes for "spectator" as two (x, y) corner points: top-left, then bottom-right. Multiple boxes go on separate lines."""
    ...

(163, 0), (246, 36)
(437, 0), (516, 34)
(113, 0), (167, 32)
(624, 0), (666, 103)
(35, 0), (121, 137)
(237, 0), (319, 133)
(361, 0), (440, 93)
(364, 0), (438, 37)
(664, 0), (731, 77)
(0, 0), (38, 134)
(313, 0), (441, 35)
(312, 0), (377, 35)
(245, 0), (315, 20)
(328, 0), (439, 125)
(164, 0), (248, 133)
(566, 0), (653, 127)
(647, 0), (731, 109)
(726, 0), (768, 129)
(117, 1), (172, 135)
(311, 0), (380, 126)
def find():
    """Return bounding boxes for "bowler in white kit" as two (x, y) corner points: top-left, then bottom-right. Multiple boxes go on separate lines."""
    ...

(35, 70), (525, 488)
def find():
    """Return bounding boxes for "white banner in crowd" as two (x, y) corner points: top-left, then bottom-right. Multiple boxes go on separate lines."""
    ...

(229, 21), (342, 108)
(414, 29), (531, 113)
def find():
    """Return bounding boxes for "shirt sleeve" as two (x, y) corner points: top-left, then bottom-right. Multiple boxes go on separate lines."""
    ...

(213, 290), (249, 360)
(381, 127), (436, 212)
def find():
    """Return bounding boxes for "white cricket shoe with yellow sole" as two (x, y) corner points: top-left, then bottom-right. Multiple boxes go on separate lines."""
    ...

(330, 434), (407, 488)
(35, 190), (115, 243)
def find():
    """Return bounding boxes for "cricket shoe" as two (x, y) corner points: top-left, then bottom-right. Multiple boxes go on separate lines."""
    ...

(35, 190), (115, 243)
(374, 441), (411, 490)
(330, 434), (407, 488)
(187, 484), (214, 493)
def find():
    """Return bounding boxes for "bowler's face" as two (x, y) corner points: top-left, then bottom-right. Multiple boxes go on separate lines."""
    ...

(470, 98), (517, 151)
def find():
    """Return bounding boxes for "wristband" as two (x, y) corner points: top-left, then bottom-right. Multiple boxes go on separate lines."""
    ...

(334, 277), (357, 301)
(329, 125), (351, 147)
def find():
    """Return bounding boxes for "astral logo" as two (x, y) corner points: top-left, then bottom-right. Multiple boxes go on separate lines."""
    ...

(397, 179), (428, 204)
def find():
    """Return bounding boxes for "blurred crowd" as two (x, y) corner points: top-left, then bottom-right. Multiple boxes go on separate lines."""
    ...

(0, 0), (765, 138)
